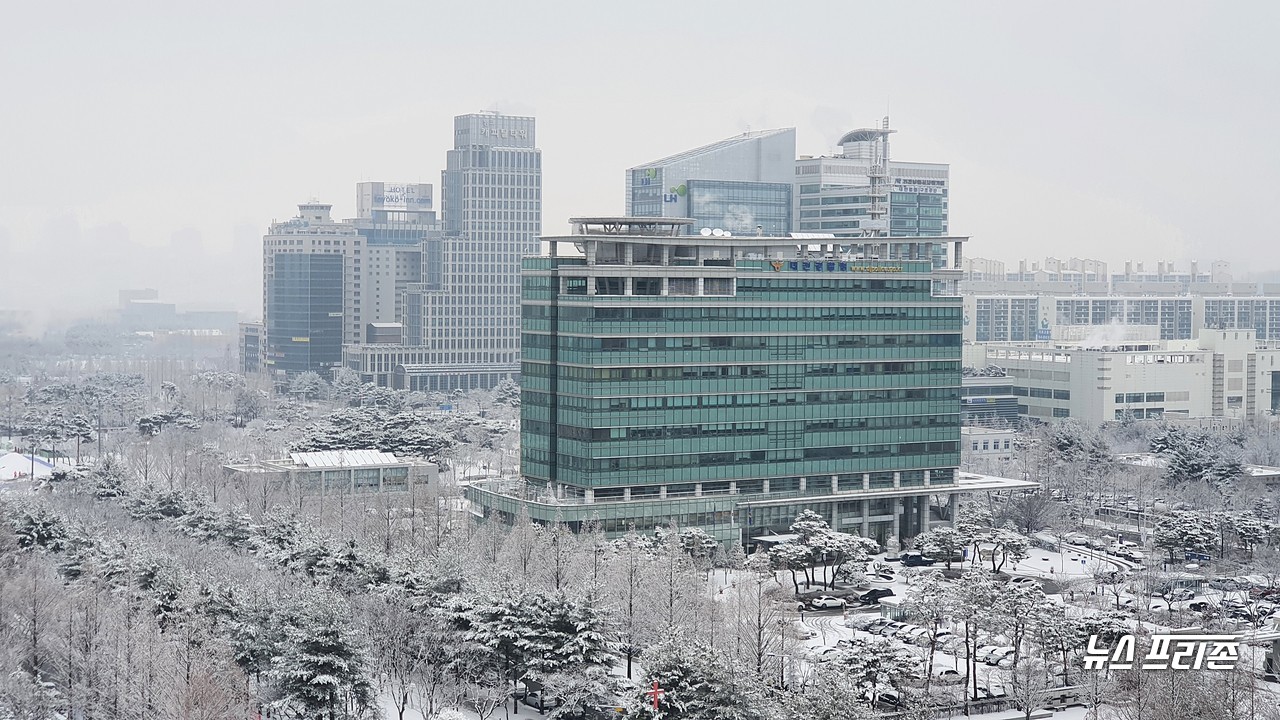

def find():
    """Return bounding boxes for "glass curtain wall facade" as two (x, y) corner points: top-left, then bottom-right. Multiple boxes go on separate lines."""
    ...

(467, 218), (967, 546)
(687, 180), (792, 236)
(626, 128), (795, 236)
(266, 253), (344, 376)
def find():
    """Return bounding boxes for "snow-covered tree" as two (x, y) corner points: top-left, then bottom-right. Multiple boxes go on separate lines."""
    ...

(899, 570), (950, 694)
(1153, 510), (1217, 561)
(267, 592), (373, 719)
(288, 372), (329, 402)
(989, 528), (1030, 573)
(820, 637), (917, 706)
(912, 526), (966, 569)
(629, 633), (765, 720)
(768, 542), (809, 594)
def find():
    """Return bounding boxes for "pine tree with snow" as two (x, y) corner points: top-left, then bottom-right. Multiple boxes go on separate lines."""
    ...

(267, 592), (373, 719)
(629, 633), (764, 720)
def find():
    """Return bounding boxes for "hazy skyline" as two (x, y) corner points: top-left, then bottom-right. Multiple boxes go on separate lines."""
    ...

(2, 0), (1276, 325)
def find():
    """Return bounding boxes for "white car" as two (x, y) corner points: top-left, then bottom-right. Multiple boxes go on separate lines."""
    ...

(809, 595), (847, 609)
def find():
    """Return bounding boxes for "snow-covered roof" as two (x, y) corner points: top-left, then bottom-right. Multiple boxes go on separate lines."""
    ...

(288, 450), (401, 468)
(749, 533), (799, 543)
(1116, 452), (1167, 468)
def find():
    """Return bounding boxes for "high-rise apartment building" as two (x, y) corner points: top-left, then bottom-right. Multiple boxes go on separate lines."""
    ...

(262, 203), (361, 379)
(795, 119), (950, 245)
(462, 217), (1029, 546)
(626, 128), (796, 236)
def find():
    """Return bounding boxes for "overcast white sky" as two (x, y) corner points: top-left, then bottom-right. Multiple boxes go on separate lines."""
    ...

(1, 0), (1276, 323)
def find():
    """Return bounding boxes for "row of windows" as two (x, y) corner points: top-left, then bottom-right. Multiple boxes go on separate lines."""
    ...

(1115, 392), (1166, 404)
(527, 387), (962, 410)
(534, 442), (959, 473)
(529, 360), (958, 381)
(546, 414), (957, 442)
(525, 332), (960, 352)
(736, 278), (933, 294)
(537, 305), (959, 322)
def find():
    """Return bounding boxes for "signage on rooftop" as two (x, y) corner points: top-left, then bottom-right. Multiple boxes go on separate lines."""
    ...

(770, 260), (904, 273)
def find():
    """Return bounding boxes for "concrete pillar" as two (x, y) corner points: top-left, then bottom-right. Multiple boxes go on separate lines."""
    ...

(861, 500), (871, 538)
(893, 471), (901, 488)
(799, 477), (807, 492)
(762, 479), (770, 494)
(584, 488), (595, 504)
(729, 481), (737, 494)
(625, 277), (633, 295)
(659, 485), (667, 499)
(831, 475), (839, 493)
(924, 469), (931, 487)
(623, 487), (632, 501)
(917, 496), (929, 533)
(947, 493), (959, 524)
(891, 499), (903, 544)
(662, 245), (670, 265)
(862, 473), (871, 491)
(694, 483), (703, 497)
(624, 243), (634, 265)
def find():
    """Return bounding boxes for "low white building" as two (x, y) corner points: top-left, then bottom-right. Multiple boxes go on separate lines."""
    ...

(961, 427), (1016, 460)
(983, 328), (1280, 425)
(224, 450), (436, 495)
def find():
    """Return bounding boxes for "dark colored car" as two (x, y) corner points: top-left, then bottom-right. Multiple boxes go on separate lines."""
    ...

(901, 553), (937, 567)
(859, 588), (895, 605)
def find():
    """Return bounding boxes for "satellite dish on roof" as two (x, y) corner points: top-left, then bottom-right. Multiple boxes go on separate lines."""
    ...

(700, 228), (713, 236)
(722, 231), (733, 237)
(711, 229), (724, 237)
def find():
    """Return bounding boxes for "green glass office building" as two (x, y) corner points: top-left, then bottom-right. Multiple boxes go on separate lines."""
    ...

(465, 217), (972, 546)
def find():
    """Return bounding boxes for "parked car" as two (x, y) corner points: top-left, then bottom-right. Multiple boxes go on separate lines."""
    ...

(859, 588), (895, 605)
(900, 627), (931, 644)
(847, 614), (880, 630)
(810, 595), (847, 609)
(974, 645), (1003, 664)
(523, 692), (563, 711)
(901, 552), (937, 567)
(875, 621), (908, 637)
(1210, 577), (1242, 591)
(1170, 588), (1196, 602)
(934, 668), (966, 685)
(863, 617), (893, 634)
(1064, 532), (1091, 546)
(1009, 576), (1040, 588)
(984, 647), (1016, 666)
